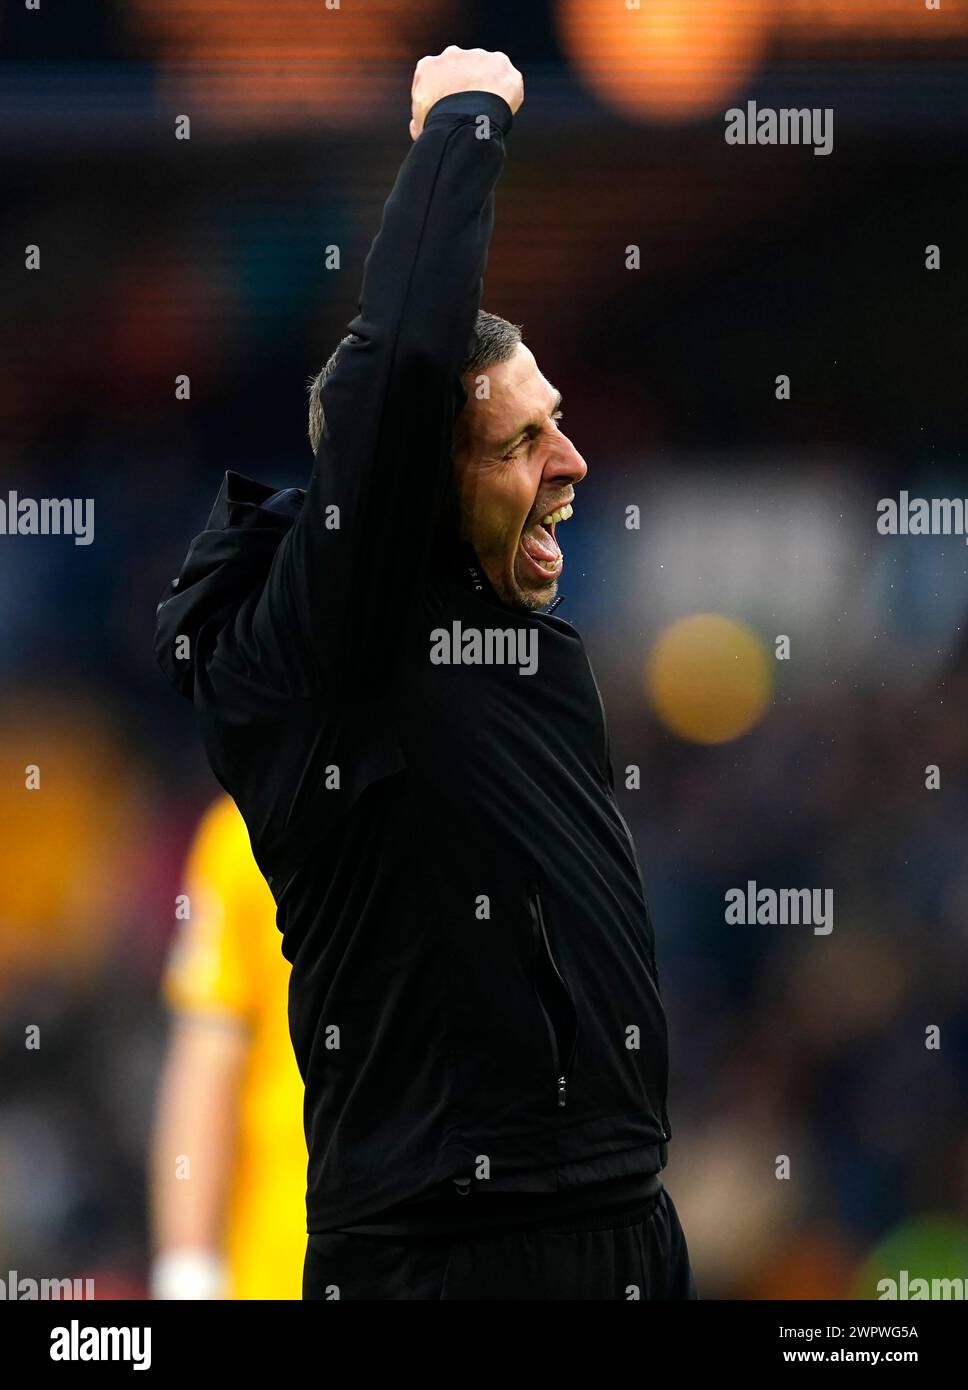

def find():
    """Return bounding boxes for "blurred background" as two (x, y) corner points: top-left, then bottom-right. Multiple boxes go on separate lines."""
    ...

(2, 0), (967, 1300)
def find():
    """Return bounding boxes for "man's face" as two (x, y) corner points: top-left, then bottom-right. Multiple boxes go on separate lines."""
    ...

(452, 344), (587, 611)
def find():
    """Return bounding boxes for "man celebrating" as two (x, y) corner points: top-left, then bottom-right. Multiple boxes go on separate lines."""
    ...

(156, 46), (695, 1300)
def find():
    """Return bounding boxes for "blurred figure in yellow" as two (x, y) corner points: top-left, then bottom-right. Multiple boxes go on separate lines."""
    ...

(149, 795), (307, 1299)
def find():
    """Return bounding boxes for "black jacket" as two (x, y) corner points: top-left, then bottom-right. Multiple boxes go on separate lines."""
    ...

(155, 91), (672, 1232)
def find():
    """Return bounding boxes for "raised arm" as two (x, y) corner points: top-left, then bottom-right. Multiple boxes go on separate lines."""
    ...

(241, 49), (522, 696)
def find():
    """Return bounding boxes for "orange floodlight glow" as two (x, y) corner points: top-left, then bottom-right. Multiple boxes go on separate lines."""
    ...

(646, 614), (773, 744)
(558, 0), (770, 122)
(558, 0), (968, 125)
(126, 0), (452, 128)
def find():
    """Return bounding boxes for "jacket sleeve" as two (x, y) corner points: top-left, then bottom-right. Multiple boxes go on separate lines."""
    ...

(215, 90), (514, 701)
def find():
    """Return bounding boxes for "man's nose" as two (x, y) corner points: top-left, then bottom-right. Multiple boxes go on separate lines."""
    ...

(548, 431), (587, 485)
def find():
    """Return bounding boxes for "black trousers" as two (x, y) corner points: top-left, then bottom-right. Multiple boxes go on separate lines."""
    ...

(303, 1188), (698, 1300)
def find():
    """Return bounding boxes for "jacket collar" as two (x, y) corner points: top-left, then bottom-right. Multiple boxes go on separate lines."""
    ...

(439, 534), (566, 616)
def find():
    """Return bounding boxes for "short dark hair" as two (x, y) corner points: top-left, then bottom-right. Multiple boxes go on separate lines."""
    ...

(307, 309), (523, 453)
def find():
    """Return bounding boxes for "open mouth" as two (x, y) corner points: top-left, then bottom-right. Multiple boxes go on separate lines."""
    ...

(519, 502), (574, 583)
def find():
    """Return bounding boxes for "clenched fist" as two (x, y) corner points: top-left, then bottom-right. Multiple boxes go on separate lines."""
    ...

(410, 46), (524, 141)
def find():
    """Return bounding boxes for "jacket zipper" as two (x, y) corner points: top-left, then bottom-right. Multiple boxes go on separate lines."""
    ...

(583, 652), (613, 786)
(528, 891), (578, 1109)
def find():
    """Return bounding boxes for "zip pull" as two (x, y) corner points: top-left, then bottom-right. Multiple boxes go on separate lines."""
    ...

(557, 1075), (567, 1108)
